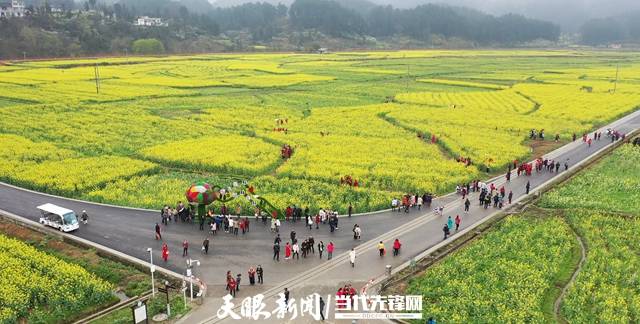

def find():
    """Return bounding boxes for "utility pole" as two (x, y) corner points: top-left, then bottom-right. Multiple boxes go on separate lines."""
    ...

(94, 63), (100, 94)
(406, 64), (410, 92)
(23, 52), (26, 60)
(146, 248), (155, 298)
(613, 63), (619, 94)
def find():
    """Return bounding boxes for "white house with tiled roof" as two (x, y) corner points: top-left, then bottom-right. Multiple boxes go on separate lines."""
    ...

(0, 0), (25, 18)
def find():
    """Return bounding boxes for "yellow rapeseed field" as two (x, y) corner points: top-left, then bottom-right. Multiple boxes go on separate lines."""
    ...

(1, 50), (639, 212)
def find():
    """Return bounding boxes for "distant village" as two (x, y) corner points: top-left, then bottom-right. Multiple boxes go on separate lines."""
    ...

(0, 0), (167, 27)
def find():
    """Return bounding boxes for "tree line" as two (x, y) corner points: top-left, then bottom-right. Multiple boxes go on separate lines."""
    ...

(580, 11), (640, 45)
(1, 0), (561, 59)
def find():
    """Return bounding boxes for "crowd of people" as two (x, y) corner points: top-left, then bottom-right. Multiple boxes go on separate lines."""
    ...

(339, 175), (360, 187)
(272, 229), (335, 263)
(336, 284), (358, 308)
(391, 193), (433, 213)
(225, 265), (264, 297)
(160, 201), (194, 224)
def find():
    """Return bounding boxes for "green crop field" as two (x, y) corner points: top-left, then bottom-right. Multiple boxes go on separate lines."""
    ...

(1, 50), (639, 213)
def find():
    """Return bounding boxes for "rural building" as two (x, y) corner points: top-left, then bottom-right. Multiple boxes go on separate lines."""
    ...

(0, 0), (25, 18)
(134, 16), (168, 27)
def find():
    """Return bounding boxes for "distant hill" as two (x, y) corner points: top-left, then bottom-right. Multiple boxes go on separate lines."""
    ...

(180, 0), (214, 13)
(1, 0), (560, 60)
(210, 0), (640, 31)
(212, 0), (377, 11)
(211, 0), (292, 7)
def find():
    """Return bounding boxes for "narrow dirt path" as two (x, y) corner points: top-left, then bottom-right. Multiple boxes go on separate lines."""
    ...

(376, 111), (459, 161)
(554, 223), (586, 323)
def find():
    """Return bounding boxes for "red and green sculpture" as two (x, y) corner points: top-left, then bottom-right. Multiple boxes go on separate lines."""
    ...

(185, 182), (217, 221)
(185, 181), (283, 221)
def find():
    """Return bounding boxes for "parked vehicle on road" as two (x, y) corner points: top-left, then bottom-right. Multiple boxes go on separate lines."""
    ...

(37, 203), (79, 232)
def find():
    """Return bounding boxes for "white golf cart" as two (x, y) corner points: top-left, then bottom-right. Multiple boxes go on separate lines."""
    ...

(37, 203), (79, 232)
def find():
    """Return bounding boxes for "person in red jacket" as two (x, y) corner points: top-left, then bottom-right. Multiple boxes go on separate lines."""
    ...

(285, 206), (293, 221)
(393, 239), (401, 256)
(285, 242), (292, 260)
(182, 240), (189, 257)
(327, 242), (334, 260)
(161, 243), (169, 262)
(336, 287), (344, 309)
(227, 277), (237, 297)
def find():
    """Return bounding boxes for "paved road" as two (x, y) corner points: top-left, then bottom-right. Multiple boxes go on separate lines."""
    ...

(1, 110), (638, 324)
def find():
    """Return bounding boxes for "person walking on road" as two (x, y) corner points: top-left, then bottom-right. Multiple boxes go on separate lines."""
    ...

(290, 230), (296, 244)
(273, 243), (280, 261)
(464, 198), (470, 213)
(508, 190), (513, 204)
(284, 288), (290, 307)
(318, 241), (325, 259)
(319, 296), (326, 321)
(526, 181), (531, 194)
(443, 224), (450, 240)
(327, 242), (334, 260)
(210, 221), (217, 235)
(161, 243), (169, 262)
(228, 277), (237, 297)
(348, 203), (353, 217)
(155, 223), (162, 240)
(202, 238), (209, 254)
(377, 241), (385, 257)
(292, 242), (300, 260)
(257, 265), (264, 284)
(81, 210), (88, 225)
(349, 248), (356, 267)
(455, 215), (461, 231)
(307, 216), (313, 230)
(353, 224), (361, 240)
(447, 216), (454, 232)
(248, 267), (256, 285)
(309, 236), (315, 254)
(182, 240), (189, 257)
(284, 242), (291, 260)
(393, 239), (401, 256)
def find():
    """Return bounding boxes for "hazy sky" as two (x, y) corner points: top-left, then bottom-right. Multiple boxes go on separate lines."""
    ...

(211, 0), (640, 30)
(424, 0), (640, 30)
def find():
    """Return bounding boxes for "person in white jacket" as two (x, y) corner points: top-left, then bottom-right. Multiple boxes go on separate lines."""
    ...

(292, 242), (300, 260)
(349, 248), (356, 267)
